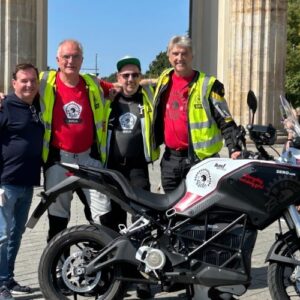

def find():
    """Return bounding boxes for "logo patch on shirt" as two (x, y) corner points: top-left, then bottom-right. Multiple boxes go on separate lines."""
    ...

(63, 101), (82, 123)
(119, 112), (137, 132)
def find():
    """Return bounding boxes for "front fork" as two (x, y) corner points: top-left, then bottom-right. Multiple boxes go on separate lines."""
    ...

(266, 205), (300, 266)
(283, 205), (300, 237)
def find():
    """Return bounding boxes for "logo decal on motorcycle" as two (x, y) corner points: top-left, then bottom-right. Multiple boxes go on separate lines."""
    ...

(276, 169), (296, 176)
(194, 169), (211, 188)
(240, 173), (264, 189)
(265, 176), (300, 212)
(214, 163), (226, 170)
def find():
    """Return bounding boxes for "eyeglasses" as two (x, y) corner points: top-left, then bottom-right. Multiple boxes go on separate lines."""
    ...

(119, 72), (141, 80)
(29, 105), (39, 123)
(60, 54), (82, 61)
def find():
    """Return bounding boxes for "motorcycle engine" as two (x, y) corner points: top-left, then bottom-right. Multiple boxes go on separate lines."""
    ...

(136, 246), (166, 273)
(173, 222), (257, 271)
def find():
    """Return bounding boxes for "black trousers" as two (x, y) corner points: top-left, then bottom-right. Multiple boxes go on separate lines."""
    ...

(101, 162), (150, 232)
(160, 147), (192, 193)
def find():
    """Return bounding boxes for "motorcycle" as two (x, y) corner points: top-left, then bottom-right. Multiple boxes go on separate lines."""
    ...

(26, 91), (300, 300)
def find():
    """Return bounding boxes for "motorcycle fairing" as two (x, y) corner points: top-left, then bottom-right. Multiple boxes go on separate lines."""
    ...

(174, 158), (270, 215)
(175, 158), (300, 229)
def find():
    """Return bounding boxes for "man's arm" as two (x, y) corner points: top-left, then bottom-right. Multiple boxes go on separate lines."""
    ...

(140, 78), (157, 87)
(209, 80), (241, 159)
(98, 79), (122, 100)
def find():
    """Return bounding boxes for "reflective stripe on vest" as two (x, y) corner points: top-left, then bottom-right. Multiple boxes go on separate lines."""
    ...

(141, 86), (160, 162)
(81, 73), (108, 163)
(188, 73), (223, 159)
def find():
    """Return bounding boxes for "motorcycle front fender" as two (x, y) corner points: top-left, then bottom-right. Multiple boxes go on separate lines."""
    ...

(265, 231), (300, 266)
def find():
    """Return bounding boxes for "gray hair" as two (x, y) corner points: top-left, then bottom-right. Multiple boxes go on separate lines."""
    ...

(56, 39), (84, 57)
(167, 35), (193, 55)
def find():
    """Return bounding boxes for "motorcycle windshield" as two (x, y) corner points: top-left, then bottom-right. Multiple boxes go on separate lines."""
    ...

(280, 95), (300, 137)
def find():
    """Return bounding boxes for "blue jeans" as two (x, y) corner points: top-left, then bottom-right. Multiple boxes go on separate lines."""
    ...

(0, 185), (33, 285)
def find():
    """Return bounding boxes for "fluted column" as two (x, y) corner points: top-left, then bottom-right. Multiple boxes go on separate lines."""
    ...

(227, 0), (287, 128)
(0, 0), (47, 93)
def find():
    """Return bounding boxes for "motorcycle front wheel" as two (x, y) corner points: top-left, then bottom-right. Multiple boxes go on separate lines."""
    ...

(268, 233), (300, 300)
(38, 224), (125, 300)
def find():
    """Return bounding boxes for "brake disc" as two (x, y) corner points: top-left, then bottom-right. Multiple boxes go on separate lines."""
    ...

(61, 249), (101, 293)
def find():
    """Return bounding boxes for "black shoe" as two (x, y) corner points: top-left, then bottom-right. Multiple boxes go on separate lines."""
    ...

(6, 279), (32, 295)
(0, 286), (15, 300)
(136, 283), (151, 299)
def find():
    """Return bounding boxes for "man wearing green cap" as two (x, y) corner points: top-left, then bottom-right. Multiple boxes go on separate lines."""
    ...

(100, 56), (160, 299)
(101, 56), (159, 228)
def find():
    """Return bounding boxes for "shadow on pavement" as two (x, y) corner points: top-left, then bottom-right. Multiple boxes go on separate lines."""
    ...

(248, 266), (268, 289)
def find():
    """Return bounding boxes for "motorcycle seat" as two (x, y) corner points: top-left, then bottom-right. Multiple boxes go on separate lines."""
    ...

(63, 164), (187, 212)
(93, 167), (186, 211)
(132, 181), (186, 211)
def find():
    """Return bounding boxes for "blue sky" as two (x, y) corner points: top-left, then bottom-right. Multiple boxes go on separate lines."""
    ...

(48, 0), (189, 77)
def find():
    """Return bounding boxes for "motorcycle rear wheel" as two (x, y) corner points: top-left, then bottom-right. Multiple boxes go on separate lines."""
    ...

(268, 234), (300, 300)
(38, 224), (125, 300)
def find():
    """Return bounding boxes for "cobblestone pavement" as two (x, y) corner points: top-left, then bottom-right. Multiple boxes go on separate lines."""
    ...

(14, 145), (286, 299)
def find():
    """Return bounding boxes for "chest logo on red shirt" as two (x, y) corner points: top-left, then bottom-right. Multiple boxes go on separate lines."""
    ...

(63, 101), (82, 124)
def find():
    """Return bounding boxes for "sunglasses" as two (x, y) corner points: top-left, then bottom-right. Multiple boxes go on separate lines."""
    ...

(29, 105), (39, 123)
(119, 72), (141, 79)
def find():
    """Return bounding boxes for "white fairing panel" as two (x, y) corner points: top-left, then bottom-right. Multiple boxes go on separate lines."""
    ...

(174, 158), (274, 215)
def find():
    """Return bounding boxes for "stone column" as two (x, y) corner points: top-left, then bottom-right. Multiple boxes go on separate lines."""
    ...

(0, 0), (47, 93)
(226, 0), (287, 128)
(189, 0), (219, 76)
(190, 0), (287, 132)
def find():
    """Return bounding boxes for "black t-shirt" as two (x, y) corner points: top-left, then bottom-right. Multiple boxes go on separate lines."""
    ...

(0, 93), (44, 186)
(108, 90), (145, 165)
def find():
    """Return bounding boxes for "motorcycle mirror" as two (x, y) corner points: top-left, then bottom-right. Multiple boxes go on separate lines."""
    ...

(247, 90), (257, 114)
(247, 90), (257, 125)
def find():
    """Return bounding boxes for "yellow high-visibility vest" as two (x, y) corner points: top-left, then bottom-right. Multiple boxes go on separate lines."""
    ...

(39, 70), (110, 163)
(153, 68), (223, 159)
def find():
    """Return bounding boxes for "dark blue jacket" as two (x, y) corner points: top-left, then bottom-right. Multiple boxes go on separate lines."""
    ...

(0, 93), (44, 186)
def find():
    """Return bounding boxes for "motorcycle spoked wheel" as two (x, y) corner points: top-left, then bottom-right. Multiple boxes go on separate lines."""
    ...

(38, 225), (125, 300)
(268, 234), (300, 300)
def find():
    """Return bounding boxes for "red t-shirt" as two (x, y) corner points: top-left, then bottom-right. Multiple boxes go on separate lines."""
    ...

(100, 80), (113, 98)
(163, 72), (195, 150)
(51, 74), (95, 153)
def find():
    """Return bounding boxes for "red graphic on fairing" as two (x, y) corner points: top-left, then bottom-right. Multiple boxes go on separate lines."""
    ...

(239, 173), (264, 189)
(174, 192), (203, 212)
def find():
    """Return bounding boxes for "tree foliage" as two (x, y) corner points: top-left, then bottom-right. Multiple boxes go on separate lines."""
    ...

(144, 51), (171, 78)
(286, 0), (300, 106)
(102, 73), (116, 83)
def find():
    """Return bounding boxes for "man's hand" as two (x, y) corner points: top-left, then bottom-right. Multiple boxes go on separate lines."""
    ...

(0, 92), (6, 108)
(231, 151), (241, 159)
(109, 83), (122, 101)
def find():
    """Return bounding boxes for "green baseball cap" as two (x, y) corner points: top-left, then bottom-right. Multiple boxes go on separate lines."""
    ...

(117, 56), (141, 71)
